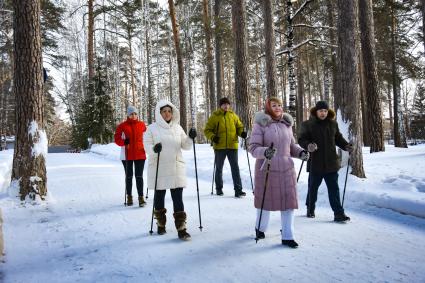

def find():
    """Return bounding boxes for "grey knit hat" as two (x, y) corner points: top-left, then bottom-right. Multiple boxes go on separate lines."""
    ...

(127, 105), (137, 116)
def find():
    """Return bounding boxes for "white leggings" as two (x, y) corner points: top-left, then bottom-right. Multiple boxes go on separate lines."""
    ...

(255, 209), (295, 240)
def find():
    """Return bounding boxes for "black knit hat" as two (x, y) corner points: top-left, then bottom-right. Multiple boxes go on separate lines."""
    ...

(315, 101), (329, 111)
(219, 97), (231, 106)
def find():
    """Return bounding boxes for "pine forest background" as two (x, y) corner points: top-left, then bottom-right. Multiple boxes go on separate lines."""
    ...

(1, 0), (425, 178)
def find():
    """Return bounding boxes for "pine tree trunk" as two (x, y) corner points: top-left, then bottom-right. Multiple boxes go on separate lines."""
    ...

(168, 0), (187, 131)
(422, 0), (425, 53)
(128, 36), (136, 105)
(232, 0), (251, 128)
(336, 0), (365, 178)
(326, 0), (338, 109)
(202, 0), (216, 114)
(390, 1), (407, 148)
(12, 0), (47, 200)
(214, 0), (222, 103)
(145, 27), (153, 124)
(262, 0), (277, 98)
(359, 0), (384, 152)
(87, 0), (95, 80)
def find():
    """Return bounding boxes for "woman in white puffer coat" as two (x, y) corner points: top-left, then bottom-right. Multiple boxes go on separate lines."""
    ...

(144, 99), (196, 241)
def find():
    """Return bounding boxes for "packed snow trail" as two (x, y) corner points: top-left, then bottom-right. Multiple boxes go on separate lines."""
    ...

(0, 148), (424, 282)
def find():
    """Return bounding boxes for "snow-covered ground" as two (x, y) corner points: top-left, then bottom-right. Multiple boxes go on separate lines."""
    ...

(0, 144), (424, 282)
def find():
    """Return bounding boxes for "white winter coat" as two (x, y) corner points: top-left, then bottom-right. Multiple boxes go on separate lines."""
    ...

(145, 100), (193, 190)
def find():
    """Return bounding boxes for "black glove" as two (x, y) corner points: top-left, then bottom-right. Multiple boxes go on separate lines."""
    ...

(153, 143), (162, 153)
(264, 147), (277, 160)
(124, 138), (130, 145)
(188, 128), (197, 139)
(212, 135), (219, 144)
(299, 150), (310, 161)
(345, 144), (354, 153)
(240, 131), (248, 139)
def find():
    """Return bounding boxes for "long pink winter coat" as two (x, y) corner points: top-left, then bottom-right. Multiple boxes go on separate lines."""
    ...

(249, 112), (304, 211)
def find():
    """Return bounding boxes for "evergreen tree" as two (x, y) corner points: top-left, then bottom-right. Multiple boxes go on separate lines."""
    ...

(73, 63), (114, 148)
(411, 84), (425, 140)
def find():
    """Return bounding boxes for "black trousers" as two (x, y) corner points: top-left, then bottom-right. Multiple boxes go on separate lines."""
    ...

(154, 188), (184, 212)
(122, 159), (145, 197)
(306, 171), (344, 215)
(214, 149), (243, 191)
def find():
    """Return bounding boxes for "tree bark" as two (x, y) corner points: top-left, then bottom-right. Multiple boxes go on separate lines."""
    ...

(202, 0), (216, 114)
(336, 0), (365, 178)
(359, 0), (384, 152)
(12, 0), (47, 200)
(422, 0), (425, 53)
(168, 0), (187, 131)
(390, 1), (407, 148)
(87, 0), (95, 80)
(232, 0), (251, 129)
(262, 0), (277, 98)
(326, 0), (338, 109)
(296, 57), (304, 131)
(145, 26), (153, 124)
(214, 0), (222, 104)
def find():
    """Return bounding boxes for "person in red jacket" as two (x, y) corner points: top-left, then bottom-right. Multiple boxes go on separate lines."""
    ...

(114, 106), (147, 207)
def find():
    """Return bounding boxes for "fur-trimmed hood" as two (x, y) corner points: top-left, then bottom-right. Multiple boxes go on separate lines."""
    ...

(254, 111), (294, 127)
(309, 107), (336, 120)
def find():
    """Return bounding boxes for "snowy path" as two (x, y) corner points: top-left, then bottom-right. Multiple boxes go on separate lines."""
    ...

(0, 151), (424, 282)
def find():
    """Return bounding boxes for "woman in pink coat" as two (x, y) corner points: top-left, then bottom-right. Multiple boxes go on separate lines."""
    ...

(249, 97), (309, 248)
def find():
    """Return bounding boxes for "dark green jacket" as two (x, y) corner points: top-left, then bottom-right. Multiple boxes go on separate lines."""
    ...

(298, 108), (349, 173)
(204, 109), (244, 150)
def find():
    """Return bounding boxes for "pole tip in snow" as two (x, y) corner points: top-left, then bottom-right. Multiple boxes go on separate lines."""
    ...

(149, 230), (153, 235)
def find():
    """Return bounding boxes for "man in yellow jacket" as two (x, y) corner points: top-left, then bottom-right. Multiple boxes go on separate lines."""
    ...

(204, 97), (247, 197)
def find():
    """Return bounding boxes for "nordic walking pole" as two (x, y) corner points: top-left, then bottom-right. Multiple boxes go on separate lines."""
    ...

(342, 155), (350, 208)
(297, 160), (304, 183)
(149, 150), (161, 235)
(211, 122), (219, 195)
(255, 143), (273, 243)
(244, 136), (254, 193)
(211, 153), (216, 195)
(124, 145), (128, 206)
(146, 187), (149, 199)
(191, 135), (203, 231)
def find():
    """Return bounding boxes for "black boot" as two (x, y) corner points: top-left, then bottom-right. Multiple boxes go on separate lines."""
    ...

(334, 213), (350, 222)
(174, 211), (191, 241)
(235, 189), (246, 198)
(282, 240), (299, 248)
(306, 207), (315, 218)
(126, 195), (133, 206)
(154, 208), (167, 235)
(255, 229), (265, 239)
(216, 188), (223, 196)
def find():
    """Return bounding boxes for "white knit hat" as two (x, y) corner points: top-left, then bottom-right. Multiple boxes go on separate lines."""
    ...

(127, 105), (137, 116)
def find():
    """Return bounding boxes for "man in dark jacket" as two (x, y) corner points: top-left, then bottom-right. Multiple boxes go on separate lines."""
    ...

(298, 101), (353, 222)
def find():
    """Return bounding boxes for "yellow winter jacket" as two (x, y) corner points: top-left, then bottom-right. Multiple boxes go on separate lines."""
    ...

(204, 109), (244, 150)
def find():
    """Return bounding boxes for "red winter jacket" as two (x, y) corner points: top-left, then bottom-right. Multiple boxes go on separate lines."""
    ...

(114, 119), (147, 160)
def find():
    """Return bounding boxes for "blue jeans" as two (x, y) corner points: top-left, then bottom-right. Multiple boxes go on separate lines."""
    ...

(306, 171), (344, 215)
(214, 149), (243, 191)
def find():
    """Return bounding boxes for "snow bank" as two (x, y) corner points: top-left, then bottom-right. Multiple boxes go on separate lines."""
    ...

(88, 142), (425, 218)
(0, 150), (13, 194)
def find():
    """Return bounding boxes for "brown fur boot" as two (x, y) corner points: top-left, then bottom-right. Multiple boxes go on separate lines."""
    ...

(126, 195), (133, 206)
(138, 196), (146, 207)
(154, 208), (167, 235)
(173, 211), (191, 241)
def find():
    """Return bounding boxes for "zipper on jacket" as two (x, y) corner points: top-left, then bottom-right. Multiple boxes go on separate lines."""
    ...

(224, 111), (228, 147)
